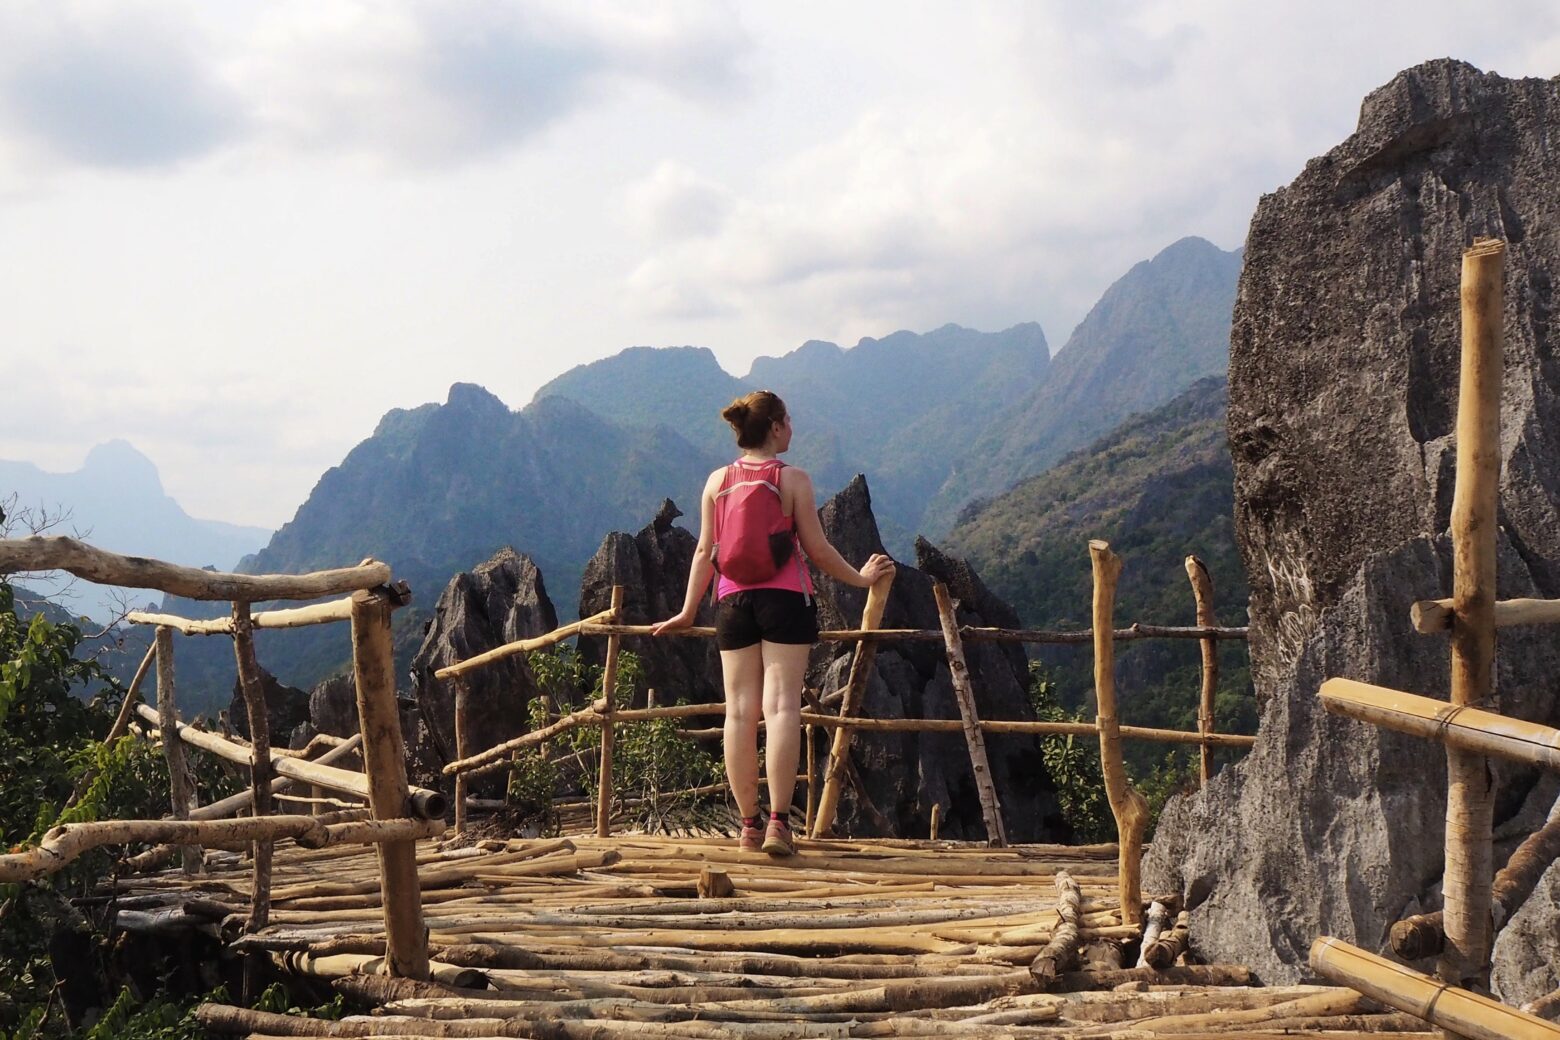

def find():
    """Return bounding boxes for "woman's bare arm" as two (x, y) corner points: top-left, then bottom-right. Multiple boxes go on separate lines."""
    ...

(653, 469), (724, 633)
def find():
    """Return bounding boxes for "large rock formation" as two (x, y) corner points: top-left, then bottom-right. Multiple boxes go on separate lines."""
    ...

(576, 479), (1069, 841)
(407, 548), (558, 791)
(807, 477), (1069, 842)
(577, 499), (723, 706)
(1145, 61), (1560, 990)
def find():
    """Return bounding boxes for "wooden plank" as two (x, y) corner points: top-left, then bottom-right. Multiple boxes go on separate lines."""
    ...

(931, 581), (1006, 847)
(0, 536), (388, 601)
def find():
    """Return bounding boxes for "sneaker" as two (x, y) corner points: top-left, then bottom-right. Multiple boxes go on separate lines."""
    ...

(762, 813), (796, 857)
(739, 816), (764, 853)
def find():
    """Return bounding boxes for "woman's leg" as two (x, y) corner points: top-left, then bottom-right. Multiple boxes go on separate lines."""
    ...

(720, 644), (765, 817)
(760, 640), (811, 815)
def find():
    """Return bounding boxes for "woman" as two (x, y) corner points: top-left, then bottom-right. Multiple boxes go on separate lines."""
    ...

(653, 390), (894, 855)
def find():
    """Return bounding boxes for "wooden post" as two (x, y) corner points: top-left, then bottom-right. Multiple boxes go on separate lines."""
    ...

(1312, 937), (1560, 1040)
(453, 679), (469, 835)
(804, 721), (817, 834)
(932, 580), (1007, 847)
(1441, 238), (1504, 995)
(1091, 540), (1150, 926)
(231, 601), (275, 999)
(930, 802), (942, 841)
(811, 573), (894, 838)
(154, 627), (200, 874)
(350, 585), (430, 981)
(1184, 556), (1219, 784)
(596, 585), (625, 839)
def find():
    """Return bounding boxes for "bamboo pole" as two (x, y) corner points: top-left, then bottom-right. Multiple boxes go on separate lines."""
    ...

(232, 601), (276, 1001)
(0, 536), (389, 601)
(1319, 679), (1560, 772)
(597, 586), (625, 839)
(1412, 598), (1560, 634)
(1185, 556), (1219, 784)
(134, 703), (443, 816)
(580, 621), (1248, 644)
(1028, 871), (1080, 981)
(1312, 936), (1560, 1039)
(0, 816), (437, 884)
(929, 804), (941, 841)
(63, 640), (158, 813)
(1090, 540), (1149, 927)
(1440, 238), (1504, 996)
(350, 586), (430, 981)
(154, 626), (201, 874)
(931, 581), (1006, 847)
(444, 703), (602, 778)
(454, 679), (469, 835)
(127, 597), (358, 635)
(811, 573), (894, 838)
(192, 735), (364, 821)
(434, 608), (616, 681)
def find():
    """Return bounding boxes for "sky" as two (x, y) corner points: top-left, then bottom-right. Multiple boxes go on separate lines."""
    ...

(1, 1), (1557, 532)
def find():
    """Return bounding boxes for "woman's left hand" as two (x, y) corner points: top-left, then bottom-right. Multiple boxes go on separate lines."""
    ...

(652, 610), (695, 636)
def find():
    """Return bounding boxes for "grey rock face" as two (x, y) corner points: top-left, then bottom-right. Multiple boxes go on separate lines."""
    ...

(577, 499), (723, 707)
(407, 547), (558, 791)
(226, 669), (310, 746)
(1145, 61), (1560, 986)
(808, 476), (1069, 842)
(308, 673), (359, 739)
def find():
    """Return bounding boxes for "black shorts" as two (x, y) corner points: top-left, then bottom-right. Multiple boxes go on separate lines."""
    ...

(715, 589), (819, 650)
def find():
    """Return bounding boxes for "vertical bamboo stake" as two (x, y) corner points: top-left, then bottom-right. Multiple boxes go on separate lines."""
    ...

(596, 586), (625, 839)
(453, 678), (470, 835)
(930, 803), (942, 841)
(811, 573), (894, 838)
(231, 601), (275, 999)
(154, 626), (200, 875)
(1091, 540), (1150, 926)
(932, 580), (1008, 847)
(804, 721), (817, 833)
(350, 586), (430, 981)
(1440, 238), (1504, 997)
(1184, 556), (1219, 785)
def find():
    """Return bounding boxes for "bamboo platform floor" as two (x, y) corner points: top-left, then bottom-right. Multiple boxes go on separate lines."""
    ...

(116, 833), (1434, 1039)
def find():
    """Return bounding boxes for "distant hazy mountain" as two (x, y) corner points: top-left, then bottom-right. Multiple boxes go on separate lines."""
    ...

(0, 440), (270, 621)
(536, 322), (1052, 548)
(944, 376), (1255, 773)
(925, 237), (1242, 533)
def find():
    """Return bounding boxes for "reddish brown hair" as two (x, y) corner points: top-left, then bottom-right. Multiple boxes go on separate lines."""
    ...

(721, 390), (787, 449)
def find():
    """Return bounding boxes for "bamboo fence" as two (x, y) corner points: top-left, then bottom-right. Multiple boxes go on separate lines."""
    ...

(435, 545), (1255, 942)
(1308, 240), (1560, 1033)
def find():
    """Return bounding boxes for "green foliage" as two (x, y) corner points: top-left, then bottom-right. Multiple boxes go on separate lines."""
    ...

(510, 645), (722, 833)
(1027, 664), (1109, 842)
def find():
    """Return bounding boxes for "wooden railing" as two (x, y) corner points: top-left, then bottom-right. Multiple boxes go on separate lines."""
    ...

(1306, 241), (1560, 1037)
(436, 544), (1255, 925)
(0, 539), (435, 989)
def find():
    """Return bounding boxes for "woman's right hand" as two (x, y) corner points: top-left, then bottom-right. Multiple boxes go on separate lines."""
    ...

(652, 610), (695, 636)
(856, 553), (896, 588)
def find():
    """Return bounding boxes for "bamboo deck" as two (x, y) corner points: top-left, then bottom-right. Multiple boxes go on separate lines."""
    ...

(115, 832), (1433, 1038)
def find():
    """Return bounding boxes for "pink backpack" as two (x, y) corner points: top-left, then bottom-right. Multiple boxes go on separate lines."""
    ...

(712, 460), (796, 584)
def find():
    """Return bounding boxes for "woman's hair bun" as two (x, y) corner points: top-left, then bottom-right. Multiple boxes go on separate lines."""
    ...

(722, 390), (786, 450)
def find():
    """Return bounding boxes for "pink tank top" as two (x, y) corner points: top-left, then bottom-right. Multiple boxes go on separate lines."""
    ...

(715, 462), (815, 601)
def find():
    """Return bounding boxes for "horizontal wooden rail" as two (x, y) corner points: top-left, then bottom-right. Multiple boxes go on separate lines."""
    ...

(1311, 936), (1560, 1039)
(434, 608), (616, 680)
(191, 734), (364, 820)
(575, 621), (1248, 645)
(0, 536), (389, 602)
(136, 703), (445, 817)
(0, 815), (444, 884)
(1411, 596), (1560, 634)
(445, 699), (1257, 778)
(128, 598), (357, 635)
(1320, 678), (1560, 772)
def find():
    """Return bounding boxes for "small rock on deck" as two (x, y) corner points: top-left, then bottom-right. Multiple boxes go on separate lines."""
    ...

(122, 835), (1433, 1038)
